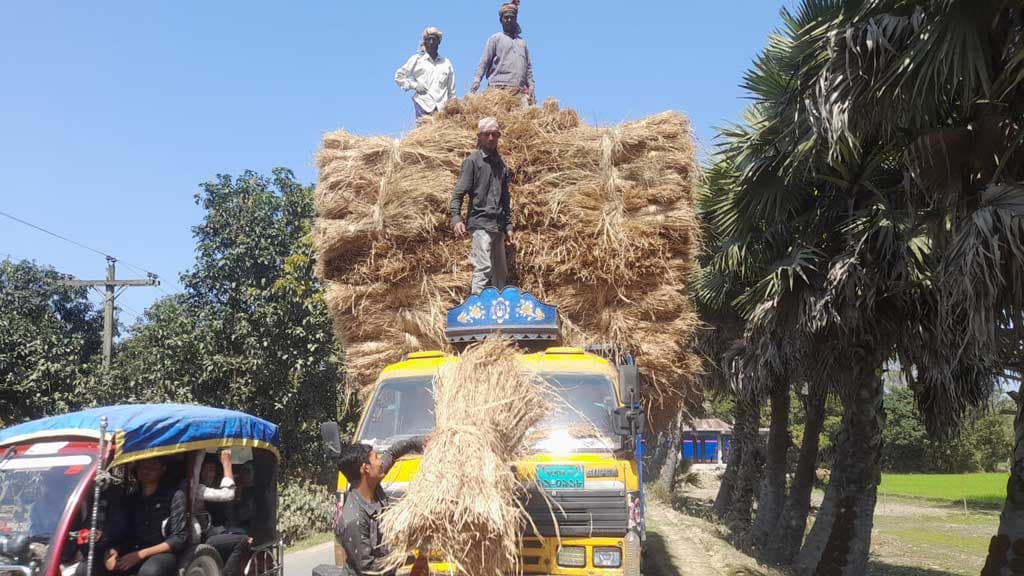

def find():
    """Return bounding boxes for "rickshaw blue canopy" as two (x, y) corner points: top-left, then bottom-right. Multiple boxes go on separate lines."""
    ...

(0, 404), (280, 466)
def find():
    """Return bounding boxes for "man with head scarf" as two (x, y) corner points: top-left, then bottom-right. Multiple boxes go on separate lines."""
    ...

(450, 117), (512, 295)
(470, 1), (535, 105)
(394, 27), (456, 118)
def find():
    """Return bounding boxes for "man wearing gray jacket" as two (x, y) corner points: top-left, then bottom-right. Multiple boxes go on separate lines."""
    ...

(470, 0), (535, 105)
(335, 437), (426, 576)
(450, 117), (512, 295)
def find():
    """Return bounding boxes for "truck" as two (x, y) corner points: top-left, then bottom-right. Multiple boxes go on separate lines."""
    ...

(322, 287), (646, 576)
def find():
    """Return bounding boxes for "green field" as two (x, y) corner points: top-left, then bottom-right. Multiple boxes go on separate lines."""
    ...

(878, 473), (1008, 508)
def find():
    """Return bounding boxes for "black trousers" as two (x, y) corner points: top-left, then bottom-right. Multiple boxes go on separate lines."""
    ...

(75, 552), (177, 576)
(206, 533), (250, 576)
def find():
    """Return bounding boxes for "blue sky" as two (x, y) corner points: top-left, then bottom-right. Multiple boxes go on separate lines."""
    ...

(0, 1), (786, 323)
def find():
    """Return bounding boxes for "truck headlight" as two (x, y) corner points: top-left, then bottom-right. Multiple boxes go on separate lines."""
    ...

(593, 547), (622, 568)
(556, 546), (586, 568)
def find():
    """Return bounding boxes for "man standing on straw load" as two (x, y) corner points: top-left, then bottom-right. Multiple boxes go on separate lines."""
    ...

(336, 438), (426, 576)
(450, 117), (512, 296)
(470, 0), (535, 105)
(394, 27), (456, 119)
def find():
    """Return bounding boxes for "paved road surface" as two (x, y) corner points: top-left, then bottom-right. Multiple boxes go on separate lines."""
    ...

(282, 499), (783, 576)
(285, 542), (333, 576)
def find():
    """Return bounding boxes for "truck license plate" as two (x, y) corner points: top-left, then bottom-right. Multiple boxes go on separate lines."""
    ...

(536, 464), (584, 490)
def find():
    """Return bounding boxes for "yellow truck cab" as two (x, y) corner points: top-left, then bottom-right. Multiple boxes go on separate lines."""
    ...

(323, 288), (646, 576)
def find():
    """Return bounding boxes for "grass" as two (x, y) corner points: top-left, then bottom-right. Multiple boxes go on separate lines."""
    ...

(870, 500), (999, 575)
(288, 531), (334, 552)
(878, 473), (1007, 509)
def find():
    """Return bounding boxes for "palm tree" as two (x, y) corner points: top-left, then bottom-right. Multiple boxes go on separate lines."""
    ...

(701, 0), (1021, 572)
(794, 1), (1021, 570)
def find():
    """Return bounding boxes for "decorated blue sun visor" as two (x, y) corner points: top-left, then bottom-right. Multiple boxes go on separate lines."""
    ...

(445, 286), (560, 343)
(0, 404), (280, 466)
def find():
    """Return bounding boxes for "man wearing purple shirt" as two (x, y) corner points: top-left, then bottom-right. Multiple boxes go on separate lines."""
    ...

(470, 0), (535, 105)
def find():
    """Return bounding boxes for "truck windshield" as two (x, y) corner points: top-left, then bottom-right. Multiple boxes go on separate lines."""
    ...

(0, 453), (94, 545)
(357, 372), (619, 452)
(358, 376), (436, 447)
(532, 373), (619, 452)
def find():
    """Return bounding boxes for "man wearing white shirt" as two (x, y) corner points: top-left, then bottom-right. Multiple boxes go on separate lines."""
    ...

(394, 27), (456, 118)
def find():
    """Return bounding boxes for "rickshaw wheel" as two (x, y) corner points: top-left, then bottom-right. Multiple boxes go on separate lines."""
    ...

(184, 544), (224, 576)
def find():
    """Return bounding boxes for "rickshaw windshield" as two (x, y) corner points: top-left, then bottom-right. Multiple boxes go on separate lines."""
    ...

(0, 454), (94, 544)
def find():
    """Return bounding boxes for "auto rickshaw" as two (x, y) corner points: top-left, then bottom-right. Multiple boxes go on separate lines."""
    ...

(0, 404), (283, 576)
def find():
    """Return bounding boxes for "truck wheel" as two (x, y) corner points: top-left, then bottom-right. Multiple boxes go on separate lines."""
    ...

(184, 544), (224, 576)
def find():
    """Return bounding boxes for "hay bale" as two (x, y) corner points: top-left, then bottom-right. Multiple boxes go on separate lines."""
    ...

(314, 90), (702, 426)
(379, 339), (549, 576)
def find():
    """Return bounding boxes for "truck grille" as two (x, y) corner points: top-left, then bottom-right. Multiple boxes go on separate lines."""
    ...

(521, 488), (628, 537)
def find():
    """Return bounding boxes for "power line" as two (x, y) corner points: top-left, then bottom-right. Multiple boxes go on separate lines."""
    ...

(117, 303), (145, 325)
(61, 256), (159, 368)
(118, 259), (177, 298)
(0, 209), (164, 282)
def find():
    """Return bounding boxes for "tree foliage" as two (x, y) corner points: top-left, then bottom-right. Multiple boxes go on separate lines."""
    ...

(0, 260), (103, 424)
(699, 0), (1022, 570)
(883, 387), (1013, 473)
(116, 169), (345, 477)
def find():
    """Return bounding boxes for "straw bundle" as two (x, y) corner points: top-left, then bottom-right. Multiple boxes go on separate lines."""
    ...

(379, 339), (549, 576)
(314, 90), (702, 427)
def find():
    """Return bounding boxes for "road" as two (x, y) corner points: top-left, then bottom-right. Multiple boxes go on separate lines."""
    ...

(281, 498), (780, 576)
(285, 542), (333, 576)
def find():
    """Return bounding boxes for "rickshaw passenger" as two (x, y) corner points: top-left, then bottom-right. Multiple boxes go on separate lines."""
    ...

(222, 463), (255, 535)
(197, 450), (236, 531)
(97, 458), (187, 576)
(73, 485), (128, 576)
(198, 450), (236, 506)
(199, 451), (250, 576)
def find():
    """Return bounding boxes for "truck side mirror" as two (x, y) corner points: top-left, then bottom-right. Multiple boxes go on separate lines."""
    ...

(618, 365), (640, 404)
(613, 405), (645, 438)
(613, 406), (632, 436)
(320, 422), (342, 458)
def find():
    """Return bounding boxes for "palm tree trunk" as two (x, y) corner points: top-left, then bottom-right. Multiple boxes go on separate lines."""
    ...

(751, 383), (791, 550)
(728, 386), (762, 534)
(795, 370), (883, 576)
(714, 393), (748, 518)
(980, 392), (1024, 576)
(645, 426), (669, 482)
(656, 411), (684, 494)
(714, 440), (740, 518)
(763, 381), (827, 565)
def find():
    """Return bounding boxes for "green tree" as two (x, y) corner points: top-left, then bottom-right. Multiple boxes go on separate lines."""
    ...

(104, 169), (347, 478)
(973, 409), (1013, 473)
(881, 388), (930, 473)
(0, 259), (103, 423)
(700, 0), (1022, 571)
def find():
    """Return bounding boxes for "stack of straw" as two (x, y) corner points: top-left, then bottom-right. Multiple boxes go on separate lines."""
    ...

(314, 90), (702, 427)
(379, 339), (549, 576)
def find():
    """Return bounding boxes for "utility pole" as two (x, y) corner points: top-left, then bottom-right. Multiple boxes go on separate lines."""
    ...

(63, 257), (159, 368)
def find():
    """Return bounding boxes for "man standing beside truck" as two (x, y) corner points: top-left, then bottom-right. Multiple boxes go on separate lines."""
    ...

(335, 438), (426, 576)
(450, 117), (513, 296)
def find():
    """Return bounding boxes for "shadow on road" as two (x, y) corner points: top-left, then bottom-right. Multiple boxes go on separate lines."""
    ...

(868, 560), (961, 576)
(644, 531), (683, 576)
(670, 493), (716, 520)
